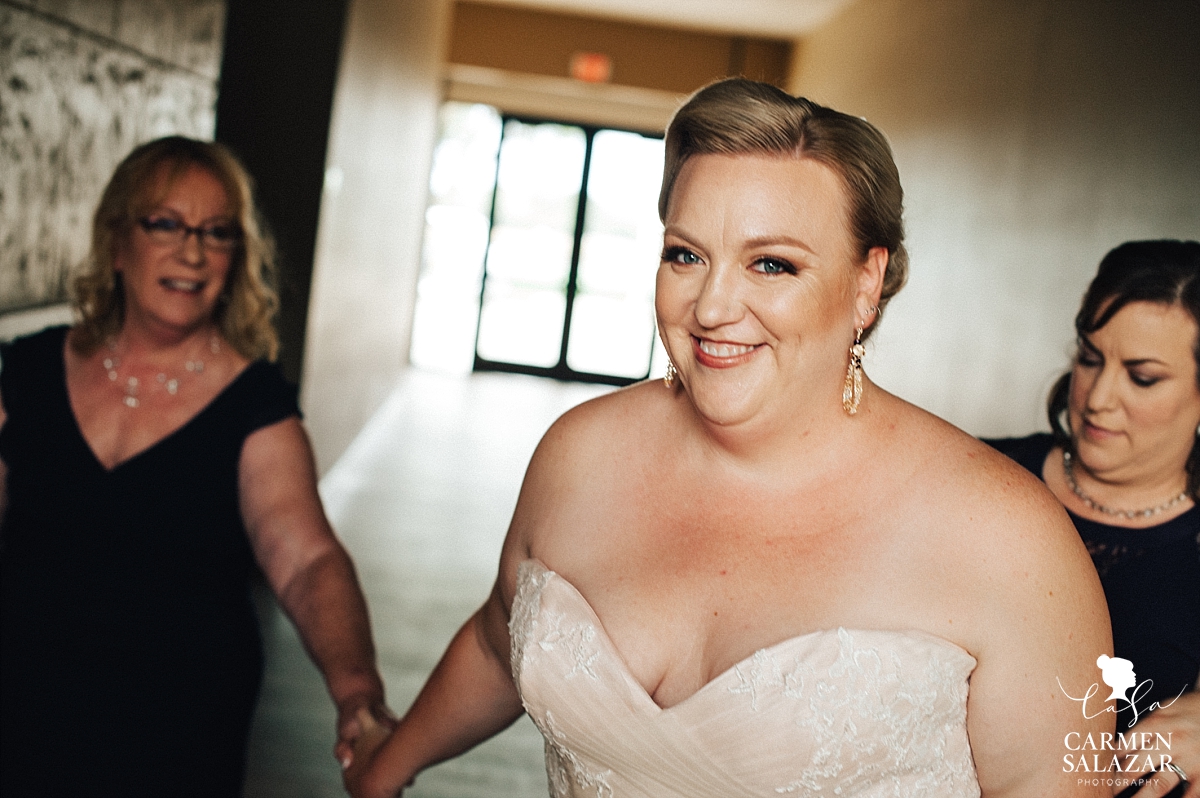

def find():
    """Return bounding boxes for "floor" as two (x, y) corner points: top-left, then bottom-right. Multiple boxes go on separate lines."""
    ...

(243, 368), (611, 797)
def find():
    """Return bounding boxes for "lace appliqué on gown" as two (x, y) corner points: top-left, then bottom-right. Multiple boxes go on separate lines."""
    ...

(770, 628), (974, 796)
(539, 611), (601, 681)
(511, 562), (613, 798)
(541, 710), (615, 798)
(511, 560), (979, 798)
(729, 648), (786, 711)
(510, 560), (552, 684)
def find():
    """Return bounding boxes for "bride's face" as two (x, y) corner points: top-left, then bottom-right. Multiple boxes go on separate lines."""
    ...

(655, 152), (881, 428)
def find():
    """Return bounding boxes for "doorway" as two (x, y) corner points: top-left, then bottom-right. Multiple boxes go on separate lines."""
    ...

(410, 102), (668, 385)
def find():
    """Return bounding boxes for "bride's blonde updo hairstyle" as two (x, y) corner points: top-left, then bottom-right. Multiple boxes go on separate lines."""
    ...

(660, 78), (907, 340)
(72, 136), (279, 360)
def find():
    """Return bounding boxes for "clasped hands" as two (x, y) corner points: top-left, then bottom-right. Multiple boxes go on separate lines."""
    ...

(336, 695), (398, 796)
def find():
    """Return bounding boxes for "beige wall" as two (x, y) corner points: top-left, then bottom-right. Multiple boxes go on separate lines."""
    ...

(450, 1), (791, 94)
(301, 0), (452, 473)
(789, 0), (1200, 437)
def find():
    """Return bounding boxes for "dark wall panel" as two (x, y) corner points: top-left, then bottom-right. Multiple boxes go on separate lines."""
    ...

(214, 0), (348, 384)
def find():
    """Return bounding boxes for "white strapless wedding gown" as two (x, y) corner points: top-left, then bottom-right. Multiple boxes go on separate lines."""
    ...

(510, 560), (981, 797)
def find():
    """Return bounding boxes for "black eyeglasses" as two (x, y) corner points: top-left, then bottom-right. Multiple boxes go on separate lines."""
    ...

(137, 216), (243, 252)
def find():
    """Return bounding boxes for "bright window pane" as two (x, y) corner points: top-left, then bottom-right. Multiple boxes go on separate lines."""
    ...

(409, 103), (502, 373)
(476, 286), (567, 368)
(476, 121), (586, 367)
(414, 108), (666, 382)
(566, 130), (665, 378)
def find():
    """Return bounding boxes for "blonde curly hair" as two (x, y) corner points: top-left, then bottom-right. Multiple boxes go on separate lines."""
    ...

(72, 136), (279, 360)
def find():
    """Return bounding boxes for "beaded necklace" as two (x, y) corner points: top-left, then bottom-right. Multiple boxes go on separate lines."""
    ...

(1061, 450), (1190, 521)
(102, 334), (221, 408)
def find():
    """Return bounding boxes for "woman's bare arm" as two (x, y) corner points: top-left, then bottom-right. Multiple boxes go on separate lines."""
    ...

(239, 417), (389, 766)
(964, 481), (1115, 797)
(350, 585), (525, 798)
(346, 403), (588, 798)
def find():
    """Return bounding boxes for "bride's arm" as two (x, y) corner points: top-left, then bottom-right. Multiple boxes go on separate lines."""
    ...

(962, 470), (1114, 798)
(349, 583), (524, 798)
(347, 406), (584, 798)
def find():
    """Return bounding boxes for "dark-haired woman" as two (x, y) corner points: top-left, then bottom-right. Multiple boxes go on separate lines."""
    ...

(0, 137), (389, 796)
(989, 240), (1199, 798)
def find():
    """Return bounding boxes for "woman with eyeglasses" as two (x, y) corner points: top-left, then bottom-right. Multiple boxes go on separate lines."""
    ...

(989, 241), (1199, 798)
(0, 136), (390, 797)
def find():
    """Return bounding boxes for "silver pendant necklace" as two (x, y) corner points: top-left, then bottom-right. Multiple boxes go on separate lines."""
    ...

(103, 334), (221, 408)
(1061, 449), (1190, 521)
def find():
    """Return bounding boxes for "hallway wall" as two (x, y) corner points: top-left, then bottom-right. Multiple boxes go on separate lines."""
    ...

(300, 0), (452, 473)
(449, 1), (790, 93)
(215, 0), (348, 386)
(788, 0), (1200, 436)
(0, 0), (223, 330)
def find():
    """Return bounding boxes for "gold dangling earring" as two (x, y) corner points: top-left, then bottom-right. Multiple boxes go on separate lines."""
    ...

(664, 360), (677, 388)
(842, 327), (865, 415)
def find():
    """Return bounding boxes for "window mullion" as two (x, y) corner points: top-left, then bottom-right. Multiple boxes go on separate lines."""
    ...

(556, 127), (595, 370)
(471, 116), (509, 366)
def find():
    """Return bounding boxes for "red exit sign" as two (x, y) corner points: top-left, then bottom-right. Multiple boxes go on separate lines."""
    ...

(570, 51), (613, 83)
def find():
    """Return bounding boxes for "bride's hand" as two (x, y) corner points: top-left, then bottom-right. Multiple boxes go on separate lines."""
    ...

(342, 706), (399, 797)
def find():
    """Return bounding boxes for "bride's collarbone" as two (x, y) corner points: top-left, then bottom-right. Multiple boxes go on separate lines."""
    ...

(637, 509), (890, 567)
(591, 538), (930, 641)
(652, 460), (899, 519)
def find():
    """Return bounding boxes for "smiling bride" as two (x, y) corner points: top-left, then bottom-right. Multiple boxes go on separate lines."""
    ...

(348, 78), (1113, 798)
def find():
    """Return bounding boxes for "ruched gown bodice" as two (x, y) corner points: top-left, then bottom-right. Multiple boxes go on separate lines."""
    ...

(510, 560), (981, 797)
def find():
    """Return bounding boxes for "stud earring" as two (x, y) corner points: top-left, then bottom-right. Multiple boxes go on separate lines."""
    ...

(842, 326), (865, 415)
(664, 360), (677, 388)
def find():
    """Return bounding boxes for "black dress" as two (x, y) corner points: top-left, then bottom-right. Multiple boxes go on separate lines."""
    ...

(0, 326), (300, 798)
(988, 433), (1200, 734)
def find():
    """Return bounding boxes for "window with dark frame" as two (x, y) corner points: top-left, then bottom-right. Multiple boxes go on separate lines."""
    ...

(409, 102), (668, 385)
(472, 115), (666, 386)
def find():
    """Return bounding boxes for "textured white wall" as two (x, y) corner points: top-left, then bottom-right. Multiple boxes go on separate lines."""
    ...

(789, 0), (1200, 437)
(0, 0), (224, 318)
(301, 0), (452, 473)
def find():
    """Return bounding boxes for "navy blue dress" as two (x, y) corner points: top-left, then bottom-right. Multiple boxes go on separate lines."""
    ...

(988, 433), (1199, 735)
(1, 326), (299, 797)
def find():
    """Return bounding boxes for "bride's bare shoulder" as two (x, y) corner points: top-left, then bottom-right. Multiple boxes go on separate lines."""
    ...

(505, 380), (666, 563)
(872, 397), (1085, 572)
(534, 379), (670, 460)
(955, 436), (1057, 517)
(884, 398), (1095, 593)
(873, 401), (1106, 663)
(880, 396), (1053, 512)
